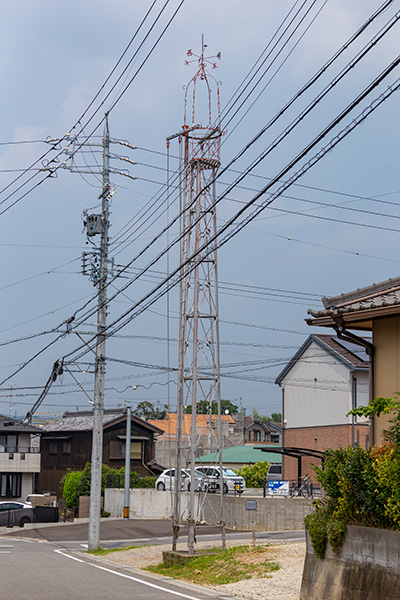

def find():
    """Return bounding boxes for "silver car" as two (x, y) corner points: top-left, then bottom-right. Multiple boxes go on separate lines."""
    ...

(0, 501), (34, 527)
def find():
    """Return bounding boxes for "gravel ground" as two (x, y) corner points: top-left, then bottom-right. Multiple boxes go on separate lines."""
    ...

(100, 538), (306, 600)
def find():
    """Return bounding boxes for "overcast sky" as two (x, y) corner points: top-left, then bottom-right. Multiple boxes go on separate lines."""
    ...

(0, 0), (399, 421)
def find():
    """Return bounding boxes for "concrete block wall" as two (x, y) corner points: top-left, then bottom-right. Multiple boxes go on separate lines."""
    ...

(301, 526), (400, 600)
(202, 495), (313, 531)
(104, 489), (312, 531)
(105, 488), (199, 521)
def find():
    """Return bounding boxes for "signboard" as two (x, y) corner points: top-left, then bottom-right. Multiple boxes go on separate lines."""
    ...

(267, 480), (289, 496)
(245, 499), (258, 511)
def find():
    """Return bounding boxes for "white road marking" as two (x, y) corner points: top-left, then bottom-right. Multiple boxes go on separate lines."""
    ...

(54, 549), (204, 600)
(54, 549), (85, 563)
(0, 537), (36, 543)
(0, 551), (11, 553)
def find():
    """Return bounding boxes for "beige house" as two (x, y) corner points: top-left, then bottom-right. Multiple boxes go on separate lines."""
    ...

(307, 276), (400, 445)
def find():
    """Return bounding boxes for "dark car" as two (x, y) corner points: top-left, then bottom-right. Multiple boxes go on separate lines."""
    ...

(0, 501), (34, 527)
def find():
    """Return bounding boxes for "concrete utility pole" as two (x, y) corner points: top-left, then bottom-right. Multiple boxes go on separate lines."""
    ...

(88, 115), (111, 551)
(124, 405), (132, 519)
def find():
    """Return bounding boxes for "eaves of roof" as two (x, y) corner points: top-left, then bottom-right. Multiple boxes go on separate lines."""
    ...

(0, 414), (42, 434)
(307, 276), (400, 329)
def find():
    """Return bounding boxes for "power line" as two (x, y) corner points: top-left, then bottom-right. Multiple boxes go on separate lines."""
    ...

(3, 6), (398, 392)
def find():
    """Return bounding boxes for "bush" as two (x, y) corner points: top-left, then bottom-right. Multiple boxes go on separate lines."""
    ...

(304, 506), (329, 559)
(237, 461), (270, 487)
(61, 464), (157, 506)
(61, 470), (83, 508)
(305, 396), (400, 558)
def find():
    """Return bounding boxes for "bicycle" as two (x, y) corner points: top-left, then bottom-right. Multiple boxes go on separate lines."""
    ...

(288, 475), (314, 498)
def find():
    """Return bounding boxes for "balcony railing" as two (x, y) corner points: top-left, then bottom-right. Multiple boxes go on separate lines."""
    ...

(0, 445), (40, 454)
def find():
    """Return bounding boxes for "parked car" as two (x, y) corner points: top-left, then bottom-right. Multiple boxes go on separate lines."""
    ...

(263, 464), (282, 497)
(155, 468), (202, 492)
(266, 464), (282, 481)
(0, 501), (34, 527)
(195, 466), (245, 494)
(25, 493), (57, 507)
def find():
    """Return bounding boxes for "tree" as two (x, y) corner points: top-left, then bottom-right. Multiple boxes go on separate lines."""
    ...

(133, 401), (168, 420)
(271, 412), (282, 423)
(185, 399), (239, 415)
(252, 408), (282, 423)
(237, 461), (270, 487)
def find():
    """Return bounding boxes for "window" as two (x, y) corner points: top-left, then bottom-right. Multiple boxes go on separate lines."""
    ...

(49, 441), (58, 455)
(0, 473), (22, 498)
(254, 430), (261, 442)
(130, 442), (142, 460)
(0, 434), (18, 453)
(62, 440), (71, 455)
(271, 434), (280, 443)
(109, 441), (122, 459)
(121, 441), (142, 460)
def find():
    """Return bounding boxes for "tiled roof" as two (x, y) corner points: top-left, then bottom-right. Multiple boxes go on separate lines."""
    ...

(149, 412), (235, 436)
(243, 416), (282, 432)
(43, 409), (161, 434)
(275, 334), (369, 384)
(313, 334), (368, 369)
(0, 414), (41, 434)
(195, 445), (282, 465)
(307, 276), (400, 322)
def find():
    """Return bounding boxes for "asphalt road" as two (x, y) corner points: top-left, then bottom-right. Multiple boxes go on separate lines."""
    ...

(0, 536), (231, 600)
(0, 520), (305, 599)
(0, 518), (305, 547)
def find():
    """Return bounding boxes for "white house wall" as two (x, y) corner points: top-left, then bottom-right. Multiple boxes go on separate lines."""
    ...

(282, 341), (369, 428)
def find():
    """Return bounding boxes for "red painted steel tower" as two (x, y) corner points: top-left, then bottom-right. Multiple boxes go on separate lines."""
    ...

(176, 38), (224, 553)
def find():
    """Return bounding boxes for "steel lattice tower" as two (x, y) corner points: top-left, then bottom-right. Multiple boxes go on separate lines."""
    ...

(175, 38), (224, 553)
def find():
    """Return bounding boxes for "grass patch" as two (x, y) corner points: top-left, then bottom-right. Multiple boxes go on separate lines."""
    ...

(146, 545), (280, 586)
(86, 545), (140, 556)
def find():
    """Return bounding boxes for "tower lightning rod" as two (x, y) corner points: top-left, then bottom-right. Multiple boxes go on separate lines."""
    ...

(88, 114), (111, 551)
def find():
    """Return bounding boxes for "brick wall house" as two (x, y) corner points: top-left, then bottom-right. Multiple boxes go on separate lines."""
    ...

(275, 334), (369, 483)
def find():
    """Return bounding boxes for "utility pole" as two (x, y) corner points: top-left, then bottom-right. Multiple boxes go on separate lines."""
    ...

(61, 115), (137, 549)
(88, 114), (110, 551)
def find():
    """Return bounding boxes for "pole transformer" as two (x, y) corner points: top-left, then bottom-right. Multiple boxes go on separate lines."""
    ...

(88, 114), (111, 551)
(174, 38), (225, 554)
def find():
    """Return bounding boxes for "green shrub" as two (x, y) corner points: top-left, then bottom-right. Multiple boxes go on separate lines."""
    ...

(136, 475), (157, 488)
(61, 464), (156, 507)
(327, 517), (346, 553)
(237, 461), (270, 487)
(305, 397), (400, 558)
(61, 470), (83, 508)
(304, 506), (329, 559)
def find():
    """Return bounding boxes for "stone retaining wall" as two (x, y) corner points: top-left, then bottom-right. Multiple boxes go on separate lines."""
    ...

(300, 525), (400, 600)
